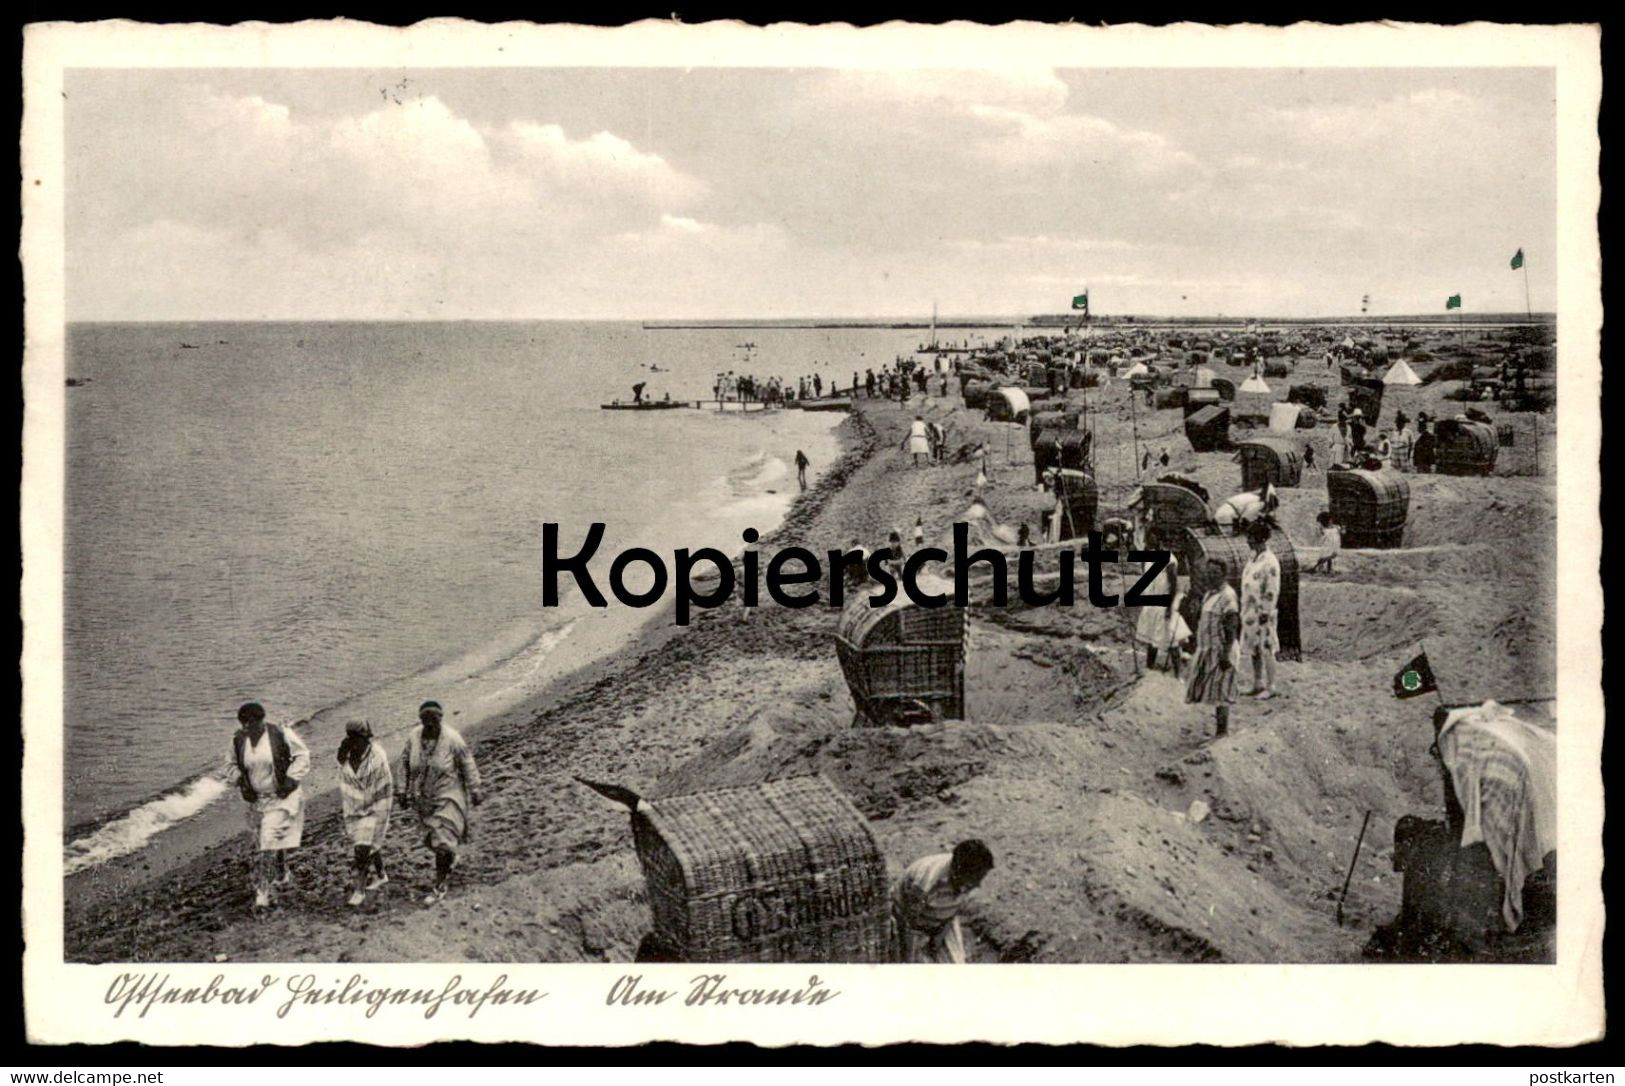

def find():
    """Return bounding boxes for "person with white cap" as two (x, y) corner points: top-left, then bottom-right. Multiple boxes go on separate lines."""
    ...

(401, 700), (483, 904)
(337, 719), (393, 907)
(1348, 408), (1368, 456)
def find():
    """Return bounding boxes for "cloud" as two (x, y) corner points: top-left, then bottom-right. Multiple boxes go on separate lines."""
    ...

(504, 122), (706, 206)
(69, 82), (712, 317)
(966, 104), (1200, 174)
(65, 69), (1554, 320)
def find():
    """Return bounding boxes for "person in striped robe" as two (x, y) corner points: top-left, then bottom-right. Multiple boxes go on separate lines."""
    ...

(337, 720), (393, 907)
(401, 700), (483, 904)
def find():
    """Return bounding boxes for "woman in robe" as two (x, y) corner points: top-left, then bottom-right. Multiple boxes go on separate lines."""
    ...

(1185, 559), (1241, 738)
(1239, 520), (1282, 700)
(903, 415), (932, 467)
(401, 700), (483, 904)
(230, 701), (311, 910)
(337, 719), (393, 907)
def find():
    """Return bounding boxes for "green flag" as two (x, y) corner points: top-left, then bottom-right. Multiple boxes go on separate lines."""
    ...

(1446, 294), (1462, 310)
(1071, 292), (1089, 312)
(1511, 248), (1524, 270)
(1392, 652), (1439, 700)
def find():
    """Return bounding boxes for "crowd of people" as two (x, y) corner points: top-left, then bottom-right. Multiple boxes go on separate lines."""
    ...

(1331, 404), (1453, 474)
(230, 698), (482, 912)
(710, 369), (844, 404)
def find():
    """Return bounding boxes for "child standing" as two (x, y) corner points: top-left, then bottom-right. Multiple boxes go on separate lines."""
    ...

(1310, 511), (1341, 573)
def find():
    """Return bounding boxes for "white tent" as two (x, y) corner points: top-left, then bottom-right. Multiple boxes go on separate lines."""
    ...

(1123, 361), (1150, 378)
(1268, 402), (1302, 433)
(1238, 373), (1272, 394)
(1382, 358), (1423, 386)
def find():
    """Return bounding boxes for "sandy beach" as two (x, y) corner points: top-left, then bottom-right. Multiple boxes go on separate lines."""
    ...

(62, 343), (1555, 965)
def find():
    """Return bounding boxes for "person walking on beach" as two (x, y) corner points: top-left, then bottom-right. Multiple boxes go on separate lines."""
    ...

(1185, 559), (1240, 738)
(1413, 414), (1437, 474)
(336, 720), (393, 907)
(904, 415), (931, 467)
(795, 449), (810, 491)
(865, 369), (876, 398)
(401, 700), (483, 905)
(1239, 520), (1282, 701)
(890, 840), (995, 963)
(230, 701), (311, 910)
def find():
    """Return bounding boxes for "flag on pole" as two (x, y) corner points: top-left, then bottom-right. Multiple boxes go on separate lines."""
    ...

(1511, 249), (1525, 270)
(1446, 294), (1462, 310)
(1071, 292), (1090, 313)
(1392, 652), (1439, 699)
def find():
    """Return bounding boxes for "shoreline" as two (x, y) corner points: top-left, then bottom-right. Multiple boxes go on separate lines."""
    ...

(60, 409), (867, 938)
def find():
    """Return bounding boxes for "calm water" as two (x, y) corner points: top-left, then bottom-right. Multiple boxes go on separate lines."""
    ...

(63, 320), (950, 871)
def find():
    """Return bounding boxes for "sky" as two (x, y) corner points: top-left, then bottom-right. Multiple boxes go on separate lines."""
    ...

(64, 66), (1557, 321)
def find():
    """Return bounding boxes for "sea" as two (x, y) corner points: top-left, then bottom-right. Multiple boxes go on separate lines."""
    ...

(62, 319), (988, 875)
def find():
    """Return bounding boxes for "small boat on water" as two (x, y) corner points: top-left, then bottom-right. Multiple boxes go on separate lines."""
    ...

(789, 397), (852, 413)
(601, 399), (688, 411)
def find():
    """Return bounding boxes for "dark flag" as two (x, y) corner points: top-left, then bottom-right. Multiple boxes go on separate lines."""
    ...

(1393, 652), (1439, 699)
(575, 776), (643, 811)
(1071, 291), (1089, 313)
(1511, 248), (1525, 270)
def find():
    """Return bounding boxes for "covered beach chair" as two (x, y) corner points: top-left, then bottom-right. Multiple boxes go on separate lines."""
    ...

(1237, 435), (1304, 490)
(1433, 418), (1499, 476)
(1131, 479), (1214, 552)
(1182, 387), (1221, 418)
(1184, 405), (1232, 452)
(987, 386), (1032, 423)
(580, 774), (890, 963)
(1327, 466), (1410, 548)
(1048, 468), (1098, 541)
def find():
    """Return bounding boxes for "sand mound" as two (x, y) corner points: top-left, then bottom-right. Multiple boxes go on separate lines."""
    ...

(966, 618), (1125, 727)
(1403, 476), (1553, 550)
(1300, 582), (1437, 661)
(656, 699), (1011, 823)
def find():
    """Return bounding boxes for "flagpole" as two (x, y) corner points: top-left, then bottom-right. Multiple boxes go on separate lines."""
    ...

(1336, 810), (1372, 928)
(1522, 261), (1533, 321)
(1129, 372), (1142, 480)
